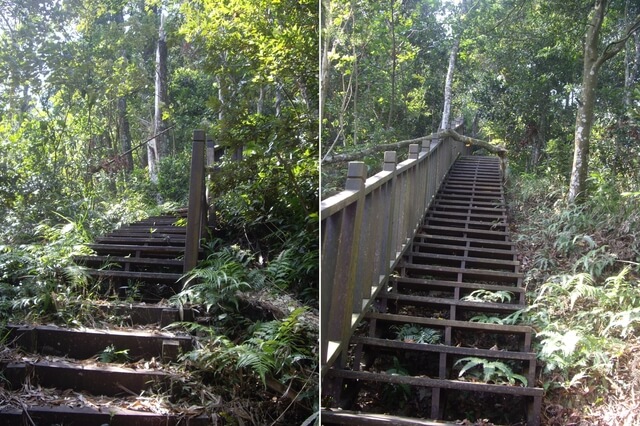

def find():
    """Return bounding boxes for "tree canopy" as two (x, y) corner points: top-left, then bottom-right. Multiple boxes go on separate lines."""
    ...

(322, 0), (640, 199)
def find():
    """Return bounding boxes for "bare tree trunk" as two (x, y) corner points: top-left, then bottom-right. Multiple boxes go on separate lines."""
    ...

(148, 9), (167, 183)
(441, 38), (460, 130)
(623, 0), (639, 110)
(387, 0), (397, 130)
(320, 3), (332, 124)
(568, 0), (640, 203)
(118, 97), (133, 172)
(352, 0), (359, 145)
(257, 85), (264, 114)
(625, 31), (639, 110)
(115, 10), (133, 172)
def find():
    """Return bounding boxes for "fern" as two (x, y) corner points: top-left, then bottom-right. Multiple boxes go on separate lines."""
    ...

(392, 324), (441, 344)
(462, 289), (513, 303)
(455, 357), (527, 386)
(171, 247), (252, 312)
(182, 307), (314, 387)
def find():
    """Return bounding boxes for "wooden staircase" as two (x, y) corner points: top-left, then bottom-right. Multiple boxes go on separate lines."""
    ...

(75, 211), (202, 299)
(0, 132), (211, 425)
(322, 156), (543, 425)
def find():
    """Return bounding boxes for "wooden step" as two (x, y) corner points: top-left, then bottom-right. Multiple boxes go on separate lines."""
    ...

(411, 241), (517, 260)
(327, 368), (543, 399)
(351, 335), (536, 386)
(0, 405), (209, 426)
(424, 217), (507, 231)
(415, 233), (516, 251)
(436, 193), (504, 203)
(7, 324), (192, 361)
(378, 292), (525, 315)
(87, 270), (183, 283)
(407, 252), (519, 271)
(92, 302), (195, 326)
(430, 204), (506, 215)
(321, 409), (459, 425)
(364, 312), (533, 351)
(392, 275), (525, 295)
(426, 210), (507, 222)
(95, 236), (186, 245)
(401, 263), (522, 286)
(75, 255), (184, 268)
(420, 225), (510, 240)
(114, 225), (187, 234)
(2, 359), (172, 396)
(87, 243), (190, 256)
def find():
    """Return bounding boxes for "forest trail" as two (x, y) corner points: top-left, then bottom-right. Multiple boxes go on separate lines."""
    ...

(322, 156), (543, 425)
(0, 212), (211, 424)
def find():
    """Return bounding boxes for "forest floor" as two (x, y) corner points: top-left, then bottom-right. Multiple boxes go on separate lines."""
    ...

(507, 175), (640, 426)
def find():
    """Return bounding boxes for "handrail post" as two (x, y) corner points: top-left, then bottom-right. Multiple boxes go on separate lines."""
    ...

(184, 130), (206, 275)
(380, 151), (397, 281)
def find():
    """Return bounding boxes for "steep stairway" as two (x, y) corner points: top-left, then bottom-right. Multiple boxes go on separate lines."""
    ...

(0, 212), (208, 425)
(322, 156), (543, 425)
(75, 210), (203, 299)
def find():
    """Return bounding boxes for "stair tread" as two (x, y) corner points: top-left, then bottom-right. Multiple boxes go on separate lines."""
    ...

(95, 236), (186, 245)
(86, 270), (183, 281)
(378, 292), (525, 312)
(321, 409), (458, 425)
(365, 311), (534, 334)
(327, 369), (543, 396)
(351, 336), (535, 360)
(87, 243), (191, 253)
(392, 276), (526, 293)
(75, 255), (184, 266)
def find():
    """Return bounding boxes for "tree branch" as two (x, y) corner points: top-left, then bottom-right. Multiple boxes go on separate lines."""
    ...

(322, 129), (506, 164)
(599, 13), (640, 65)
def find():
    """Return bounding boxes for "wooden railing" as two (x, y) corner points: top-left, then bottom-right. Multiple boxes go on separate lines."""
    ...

(184, 130), (207, 273)
(183, 130), (235, 275)
(320, 119), (471, 374)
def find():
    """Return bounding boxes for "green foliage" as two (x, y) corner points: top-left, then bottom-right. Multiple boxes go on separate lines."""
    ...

(382, 357), (411, 403)
(157, 151), (191, 204)
(461, 289), (513, 304)
(392, 324), (441, 344)
(468, 309), (527, 326)
(181, 307), (316, 396)
(454, 357), (527, 386)
(509, 168), (640, 419)
(97, 345), (130, 363)
(172, 245), (252, 313)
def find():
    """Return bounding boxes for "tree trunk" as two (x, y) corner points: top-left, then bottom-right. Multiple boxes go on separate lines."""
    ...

(352, 0), (359, 145)
(115, 9), (133, 172)
(320, 3), (332, 124)
(625, 30), (639, 110)
(387, 0), (397, 130)
(117, 97), (133, 172)
(148, 9), (167, 184)
(568, 0), (640, 202)
(441, 38), (460, 130)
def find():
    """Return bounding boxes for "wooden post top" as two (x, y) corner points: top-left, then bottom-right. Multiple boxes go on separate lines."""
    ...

(345, 161), (367, 191)
(409, 143), (420, 159)
(193, 129), (206, 142)
(383, 151), (397, 172)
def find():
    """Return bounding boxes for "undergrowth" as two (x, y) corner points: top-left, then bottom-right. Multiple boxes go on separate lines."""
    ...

(507, 173), (640, 425)
(168, 240), (319, 424)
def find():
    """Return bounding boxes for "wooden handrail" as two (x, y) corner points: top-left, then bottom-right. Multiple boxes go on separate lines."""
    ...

(320, 119), (471, 375)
